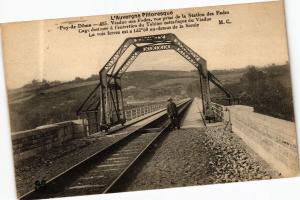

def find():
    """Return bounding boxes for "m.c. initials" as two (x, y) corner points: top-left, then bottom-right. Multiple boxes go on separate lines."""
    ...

(219, 19), (232, 25)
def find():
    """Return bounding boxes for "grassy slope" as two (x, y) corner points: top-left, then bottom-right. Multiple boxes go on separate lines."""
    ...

(9, 70), (202, 131)
(9, 83), (98, 132)
(10, 66), (290, 131)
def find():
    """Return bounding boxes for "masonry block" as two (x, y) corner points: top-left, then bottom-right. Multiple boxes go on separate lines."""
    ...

(229, 105), (299, 177)
(11, 120), (87, 163)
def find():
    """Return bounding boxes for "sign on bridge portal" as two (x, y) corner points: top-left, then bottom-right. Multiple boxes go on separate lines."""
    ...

(1, 0), (299, 199)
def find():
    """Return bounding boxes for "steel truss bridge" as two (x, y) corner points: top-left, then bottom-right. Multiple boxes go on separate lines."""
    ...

(77, 33), (237, 131)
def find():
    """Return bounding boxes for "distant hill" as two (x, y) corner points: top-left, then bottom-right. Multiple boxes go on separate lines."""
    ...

(8, 70), (204, 131)
(9, 66), (289, 132)
(8, 69), (244, 104)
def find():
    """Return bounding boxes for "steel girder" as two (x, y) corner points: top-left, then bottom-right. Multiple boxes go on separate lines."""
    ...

(100, 34), (211, 128)
(109, 41), (211, 116)
(77, 83), (101, 114)
(208, 71), (234, 98)
(77, 33), (234, 131)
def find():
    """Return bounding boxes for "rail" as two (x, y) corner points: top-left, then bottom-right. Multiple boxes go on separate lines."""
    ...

(105, 99), (192, 193)
(19, 99), (191, 200)
(84, 100), (184, 134)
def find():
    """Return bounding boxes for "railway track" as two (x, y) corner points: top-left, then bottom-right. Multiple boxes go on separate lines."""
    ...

(20, 99), (192, 200)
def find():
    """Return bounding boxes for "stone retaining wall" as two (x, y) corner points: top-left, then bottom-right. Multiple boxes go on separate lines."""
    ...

(228, 105), (299, 177)
(11, 120), (86, 162)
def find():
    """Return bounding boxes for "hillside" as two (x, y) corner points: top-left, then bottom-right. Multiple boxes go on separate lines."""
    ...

(8, 70), (208, 131)
(211, 64), (294, 121)
(9, 65), (291, 132)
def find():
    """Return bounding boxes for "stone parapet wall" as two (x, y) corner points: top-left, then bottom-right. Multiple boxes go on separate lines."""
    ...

(11, 120), (86, 162)
(228, 105), (299, 177)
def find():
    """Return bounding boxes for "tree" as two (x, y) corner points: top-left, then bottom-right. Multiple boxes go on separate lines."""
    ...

(74, 77), (84, 82)
(31, 79), (39, 86)
(240, 66), (266, 104)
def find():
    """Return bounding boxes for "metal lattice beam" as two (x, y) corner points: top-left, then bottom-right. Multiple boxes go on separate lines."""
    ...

(102, 38), (134, 75)
(77, 33), (236, 132)
(115, 49), (142, 77)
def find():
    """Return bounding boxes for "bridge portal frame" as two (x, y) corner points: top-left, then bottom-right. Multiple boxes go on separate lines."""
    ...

(77, 33), (234, 131)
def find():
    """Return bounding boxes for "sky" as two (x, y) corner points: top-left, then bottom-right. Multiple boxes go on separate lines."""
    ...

(1, 0), (289, 89)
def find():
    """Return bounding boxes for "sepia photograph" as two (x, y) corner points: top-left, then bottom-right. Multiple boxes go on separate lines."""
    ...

(0, 0), (299, 199)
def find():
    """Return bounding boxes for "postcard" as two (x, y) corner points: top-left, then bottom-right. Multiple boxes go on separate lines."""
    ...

(0, 0), (299, 199)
